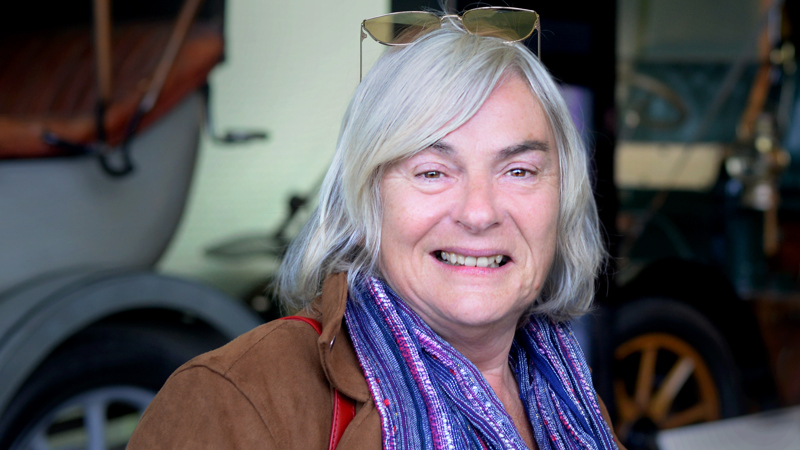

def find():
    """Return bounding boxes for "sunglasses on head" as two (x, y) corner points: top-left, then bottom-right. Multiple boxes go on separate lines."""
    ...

(360, 7), (541, 80)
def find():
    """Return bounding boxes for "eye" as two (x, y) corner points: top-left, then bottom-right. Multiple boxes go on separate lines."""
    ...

(418, 170), (443, 179)
(508, 168), (531, 177)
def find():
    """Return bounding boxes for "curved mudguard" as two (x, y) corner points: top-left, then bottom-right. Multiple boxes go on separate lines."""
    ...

(0, 269), (262, 416)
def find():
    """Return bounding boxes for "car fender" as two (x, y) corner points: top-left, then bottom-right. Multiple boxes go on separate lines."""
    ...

(0, 269), (262, 416)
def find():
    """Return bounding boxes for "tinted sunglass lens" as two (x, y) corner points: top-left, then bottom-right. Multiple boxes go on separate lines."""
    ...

(363, 12), (441, 45)
(462, 9), (538, 41)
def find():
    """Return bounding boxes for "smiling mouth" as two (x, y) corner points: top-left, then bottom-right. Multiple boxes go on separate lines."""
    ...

(434, 251), (510, 268)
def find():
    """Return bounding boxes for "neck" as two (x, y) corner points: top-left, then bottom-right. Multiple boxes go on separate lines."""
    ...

(436, 319), (520, 389)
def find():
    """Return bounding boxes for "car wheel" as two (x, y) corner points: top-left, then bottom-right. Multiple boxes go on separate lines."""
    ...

(0, 322), (223, 450)
(612, 298), (743, 449)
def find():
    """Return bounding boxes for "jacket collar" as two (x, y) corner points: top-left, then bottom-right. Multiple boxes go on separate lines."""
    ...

(309, 273), (371, 402)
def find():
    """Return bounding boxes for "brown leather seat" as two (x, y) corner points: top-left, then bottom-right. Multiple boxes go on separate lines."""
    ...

(0, 21), (223, 159)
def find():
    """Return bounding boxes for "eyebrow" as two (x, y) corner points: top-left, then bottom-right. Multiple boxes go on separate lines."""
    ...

(497, 140), (549, 160)
(430, 139), (549, 160)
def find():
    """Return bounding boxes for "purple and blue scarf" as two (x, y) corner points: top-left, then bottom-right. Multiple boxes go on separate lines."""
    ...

(344, 276), (618, 450)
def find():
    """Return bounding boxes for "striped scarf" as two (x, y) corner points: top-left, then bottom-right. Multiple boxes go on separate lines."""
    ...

(344, 276), (618, 450)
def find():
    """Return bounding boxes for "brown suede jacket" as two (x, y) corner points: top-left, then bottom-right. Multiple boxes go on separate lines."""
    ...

(128, 273), (624, 449)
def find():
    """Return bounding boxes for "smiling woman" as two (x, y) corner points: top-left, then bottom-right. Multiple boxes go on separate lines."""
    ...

(379, 76), (560, 350)
(129, 7), (622, 450)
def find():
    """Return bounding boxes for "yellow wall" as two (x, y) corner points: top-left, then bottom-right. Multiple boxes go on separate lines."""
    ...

(159, 0), (389, 295)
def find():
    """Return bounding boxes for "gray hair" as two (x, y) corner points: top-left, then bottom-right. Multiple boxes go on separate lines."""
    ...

(276, 24), (604, 321)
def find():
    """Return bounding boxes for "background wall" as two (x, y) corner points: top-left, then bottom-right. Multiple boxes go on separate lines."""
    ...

(158, 0), (389, 296)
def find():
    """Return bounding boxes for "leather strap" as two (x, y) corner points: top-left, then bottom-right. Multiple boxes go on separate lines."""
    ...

(280, 316), (357, 449)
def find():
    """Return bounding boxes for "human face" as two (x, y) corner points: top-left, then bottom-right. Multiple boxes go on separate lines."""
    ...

(379, 75), (560, 341)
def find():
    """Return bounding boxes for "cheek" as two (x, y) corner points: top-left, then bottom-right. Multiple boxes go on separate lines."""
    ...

(520, 192), (561, 257)
(381, 192), (414, 245)
(378, 194), (436, 289)
(542, 201), (560, 247)
(379, 184), (427, 267)
(381, 206), (439, 263)
(381, 182), (448, 248)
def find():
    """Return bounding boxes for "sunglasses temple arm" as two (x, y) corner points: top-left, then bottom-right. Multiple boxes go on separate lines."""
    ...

(360, 26), (366, 82)
(537, 20), (541, 60)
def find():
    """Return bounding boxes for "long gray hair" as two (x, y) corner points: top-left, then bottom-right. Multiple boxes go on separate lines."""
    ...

(276, 24), (604, 321)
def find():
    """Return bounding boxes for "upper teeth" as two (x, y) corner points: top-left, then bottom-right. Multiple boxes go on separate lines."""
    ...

(439, 252), (506, 268)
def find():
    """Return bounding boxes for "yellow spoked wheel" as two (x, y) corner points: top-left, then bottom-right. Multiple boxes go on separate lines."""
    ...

(611, 298), (742, 449)
(614, 333), (721, 441)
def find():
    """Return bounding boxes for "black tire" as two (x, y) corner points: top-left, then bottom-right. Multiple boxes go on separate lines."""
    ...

(0, 322), (223, 450)
(611, 298), (744, 450)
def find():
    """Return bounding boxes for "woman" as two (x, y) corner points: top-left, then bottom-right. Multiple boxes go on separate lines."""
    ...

(130, 9), (623, 450)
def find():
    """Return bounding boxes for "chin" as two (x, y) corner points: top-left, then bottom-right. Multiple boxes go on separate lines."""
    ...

(439, 295), (523, 327)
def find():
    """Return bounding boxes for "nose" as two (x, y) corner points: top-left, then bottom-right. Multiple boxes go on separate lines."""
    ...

(453, 176), (502, 232)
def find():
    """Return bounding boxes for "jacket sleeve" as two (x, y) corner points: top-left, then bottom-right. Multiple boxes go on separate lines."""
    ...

(597, 395), (628, 450)
(128, 365), (277, 449)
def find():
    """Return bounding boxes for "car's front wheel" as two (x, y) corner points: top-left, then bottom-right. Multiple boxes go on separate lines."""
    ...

(0, 322), (222, 450)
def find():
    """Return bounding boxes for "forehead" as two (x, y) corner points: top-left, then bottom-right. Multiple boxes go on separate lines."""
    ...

(377, 73), (556, 173)
(433, 75), (553, 153)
